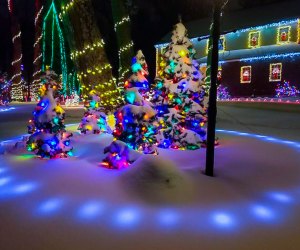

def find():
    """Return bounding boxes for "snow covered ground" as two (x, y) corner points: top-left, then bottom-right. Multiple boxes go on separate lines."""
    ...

(0, 124), (300, 250)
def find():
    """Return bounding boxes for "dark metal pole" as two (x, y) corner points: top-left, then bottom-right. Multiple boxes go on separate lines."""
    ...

(205, 2), (222, 177)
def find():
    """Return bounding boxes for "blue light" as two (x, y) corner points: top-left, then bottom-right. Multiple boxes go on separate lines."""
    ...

(38, 198), (63, 215)
(216, 129), (300, 150)
(252, 205), (274, 220)
(157, 209), (180, 227)
(77, 201), (105, 220)
(114, 208), (140, 228)
(0, 168), (7, 174)
(269, 192), (293, 203)
(0, 177), (11, 186)
(13, 183), (37, 194)
(0, 107), (16, 112)
(212, 213), (233, 227)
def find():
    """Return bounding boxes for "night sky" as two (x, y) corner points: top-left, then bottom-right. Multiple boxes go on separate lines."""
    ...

(0, 0), (293, 80)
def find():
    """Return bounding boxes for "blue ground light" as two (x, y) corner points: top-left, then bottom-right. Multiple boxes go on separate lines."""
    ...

(0, 128), (299, 232)
(77, 201), (106, 220)
(37, 198), (64, 215)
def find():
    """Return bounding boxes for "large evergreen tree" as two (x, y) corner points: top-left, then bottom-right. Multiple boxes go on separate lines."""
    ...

(152, 22), (207, 150)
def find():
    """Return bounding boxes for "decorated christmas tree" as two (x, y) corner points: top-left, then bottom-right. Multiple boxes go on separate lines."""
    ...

(217, 84), (231, 100)
(78, 90), (114, 134)
(27, 69), (73, 158)
(152, 23), (207, 150)
(275, 80), (300, 98)
(102, 50), (157, 169)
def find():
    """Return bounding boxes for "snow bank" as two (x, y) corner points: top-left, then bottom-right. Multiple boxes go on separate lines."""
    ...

(122, 155), (195, 204)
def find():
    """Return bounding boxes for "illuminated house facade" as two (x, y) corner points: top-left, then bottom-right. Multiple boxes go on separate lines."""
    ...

(155, 1), (300, 97)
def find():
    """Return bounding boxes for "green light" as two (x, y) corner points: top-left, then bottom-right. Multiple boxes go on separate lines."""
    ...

(125, 91), (136, 104)
(131, 63), (142, 73)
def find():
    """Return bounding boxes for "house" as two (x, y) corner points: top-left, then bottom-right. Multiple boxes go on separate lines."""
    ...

(155, 1), (300, 97)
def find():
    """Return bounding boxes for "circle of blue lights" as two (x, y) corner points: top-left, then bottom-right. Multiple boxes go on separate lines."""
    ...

(0, 127), (299, 232)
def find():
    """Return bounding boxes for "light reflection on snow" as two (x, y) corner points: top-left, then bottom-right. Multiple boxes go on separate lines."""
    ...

(216, 129), (300, 150)
(13, 182), (37, 194)
(268, 192), (293, 203)
(212, 212), (234, 227)
(0, 177), (12, 186)
(114, 207), (140, 228)
(252, 205), (274, 220)
(37, 198), (64, 215)
(0, 128), (299, 232)
(77, 201), (106, 220)
(0, 107), (16, 112)
(157, 209), (180, 228)
(0, 168), (8, 174)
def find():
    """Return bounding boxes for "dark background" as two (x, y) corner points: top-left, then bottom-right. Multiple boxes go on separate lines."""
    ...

(0, 0), (293, 81)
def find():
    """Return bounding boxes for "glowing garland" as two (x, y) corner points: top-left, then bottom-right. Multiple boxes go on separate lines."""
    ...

(114, 15), (130, 31)
(70, 40), (105, 60)
(118, 41), (134, 56)
(11, 54), (22, 66)
(42, 1), (69, 95)
(34, 6), (43, 26)
(79, 64), (112, 78)
(8, 0), (23, 101)
(12, 31), (21, 43)
(60, 0), (75, 18)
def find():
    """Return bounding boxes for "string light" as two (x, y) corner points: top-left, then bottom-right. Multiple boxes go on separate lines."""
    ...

(12, 31), (21, 43)
(11, 54), (22, 66)
(114, 15), (130, 31)
(8, 0), (23, 101)
(42, 1), (70, 95)
(34, 6), (43, 26)
(70, 40), (105, 60)
(118, 41), (134, 56)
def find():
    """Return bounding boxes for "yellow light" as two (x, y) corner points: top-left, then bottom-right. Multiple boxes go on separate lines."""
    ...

(277, 26), (291, 44)
(269, 63), (282, 82)
(248, 31), (261, 48)
(240, 66), (252, 84)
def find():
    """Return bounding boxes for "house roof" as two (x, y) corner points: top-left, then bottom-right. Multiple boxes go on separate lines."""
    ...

(157, 0), (300, 44)
(198, 43), (300, 64)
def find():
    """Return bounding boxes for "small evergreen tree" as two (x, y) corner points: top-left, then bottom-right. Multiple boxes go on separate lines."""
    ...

(27, 70), (73, 158)
(102, 50), (157, 169)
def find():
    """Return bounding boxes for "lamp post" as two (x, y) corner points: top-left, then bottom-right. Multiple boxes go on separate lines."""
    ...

(205, 0), (227, 177)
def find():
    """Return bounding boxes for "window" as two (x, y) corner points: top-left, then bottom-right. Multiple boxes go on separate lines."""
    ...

(277, 26), (291, 44)
(249, 31), (261, 48)
(206, 36), (226, 54)
(219, 36), (225, 52)
(240, 66), (252, 83)
(269, 63), (282, 82)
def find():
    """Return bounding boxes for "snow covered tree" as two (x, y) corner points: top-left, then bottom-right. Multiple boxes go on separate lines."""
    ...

(275, 80), (300, 98)
(27, 70), (73, 158)
(152, 22), (207, 150)
(217, 84), (231, 100)
(102, 50), (157, 169)
(78, 90), (113, 134)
